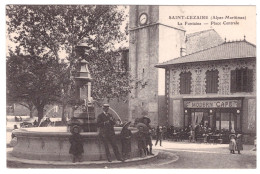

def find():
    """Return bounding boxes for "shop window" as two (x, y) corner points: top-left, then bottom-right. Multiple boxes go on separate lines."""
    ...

(230, 114), (235, 132)
(184, 114), (189, 127)
(180, 72), (191, 94)
(221, 113), (230, 131)
(230, 68), (253, 93)
(216, 112), (221, 130)
(217, 111), (239, 131)
(186, 109), (240, 132)
(206, 70), (219, 93)
(236, 114), (241, 131)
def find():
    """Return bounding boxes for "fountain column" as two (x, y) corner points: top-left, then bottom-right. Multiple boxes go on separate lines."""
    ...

(68, 43), (96, 132)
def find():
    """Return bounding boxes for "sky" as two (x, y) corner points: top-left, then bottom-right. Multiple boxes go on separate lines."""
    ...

(159, 6), (256, 44)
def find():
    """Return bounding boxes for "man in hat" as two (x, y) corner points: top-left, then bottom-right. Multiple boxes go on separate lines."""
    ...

(97, 104), (124, 162)
(139, 116), (154, 155)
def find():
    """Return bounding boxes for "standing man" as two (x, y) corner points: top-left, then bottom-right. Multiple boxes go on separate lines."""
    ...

(97, 104), (124, 162)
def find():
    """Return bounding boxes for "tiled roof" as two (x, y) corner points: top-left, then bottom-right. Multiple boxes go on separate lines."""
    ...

(156, 40), (256, 68)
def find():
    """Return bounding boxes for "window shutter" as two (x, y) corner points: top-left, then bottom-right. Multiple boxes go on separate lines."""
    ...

(212, 70), (219, 93)
(247, 69), (253, 92)
(230, 70), (237, 93)
(180, 73), (184, 94)
(185, 74), (188, 94)
(180, 72), (191, 94)
(206, 71), (209, 93)
(187, 72), (191, 94)
(206, 70), (218, 93)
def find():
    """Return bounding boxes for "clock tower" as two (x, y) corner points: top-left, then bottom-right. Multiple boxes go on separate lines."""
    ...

(128, 5), (186, 126)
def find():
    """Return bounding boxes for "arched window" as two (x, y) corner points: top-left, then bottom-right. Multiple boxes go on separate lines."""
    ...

(180, 72), (191, 94)
(206, 70), (219, 93)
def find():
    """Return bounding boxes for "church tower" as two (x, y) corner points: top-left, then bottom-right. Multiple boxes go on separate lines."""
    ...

(128, 5), (186, 126)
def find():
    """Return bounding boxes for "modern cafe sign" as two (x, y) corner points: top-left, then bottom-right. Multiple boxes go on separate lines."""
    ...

(184, 100), (241, 108)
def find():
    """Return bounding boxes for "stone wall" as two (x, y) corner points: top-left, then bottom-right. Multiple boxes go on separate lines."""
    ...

(168, 59), (256, 97)
(128, 24), (160, 126)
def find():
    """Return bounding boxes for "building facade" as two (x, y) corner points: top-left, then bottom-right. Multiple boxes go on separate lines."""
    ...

(128, 5), (225, 126)
(156, 40), (256, 142)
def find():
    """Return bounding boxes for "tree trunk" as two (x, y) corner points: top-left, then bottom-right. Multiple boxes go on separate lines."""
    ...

(61, 103), (66, 124)
(29, 110), (33, 118)
(36, 106), (44, 124)
(29, 105), (34, 118)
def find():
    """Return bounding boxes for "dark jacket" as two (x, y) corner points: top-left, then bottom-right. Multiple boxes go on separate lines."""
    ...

(69, 133), (84, 156)
(236, 136), (243, 151)
(120, 128), (132, 153)
(97, 112), (116, 136)
(136, 130), (146, 149)
(156, 127), (163, 138)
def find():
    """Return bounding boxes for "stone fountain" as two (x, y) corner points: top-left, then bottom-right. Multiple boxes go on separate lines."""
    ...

(10, 44), (139, 162)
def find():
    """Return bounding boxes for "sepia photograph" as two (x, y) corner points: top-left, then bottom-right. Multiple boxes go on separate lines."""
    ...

(4, 1), (257, 171)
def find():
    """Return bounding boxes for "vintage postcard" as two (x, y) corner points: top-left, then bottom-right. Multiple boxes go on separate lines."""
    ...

(5, 3), (257, 172)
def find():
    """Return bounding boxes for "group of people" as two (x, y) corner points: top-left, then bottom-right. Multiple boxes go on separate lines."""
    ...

(69, 104), (159, 163)
(229, 132), (243, 154)
(68, 105), (245, 163)
(135, 116), (155, 157)
(69, 104), (133, 163)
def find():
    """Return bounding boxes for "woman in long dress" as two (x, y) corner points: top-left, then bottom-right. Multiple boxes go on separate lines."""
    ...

(229, 134), (237, 154)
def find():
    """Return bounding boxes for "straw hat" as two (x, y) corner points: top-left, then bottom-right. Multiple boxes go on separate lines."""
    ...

(103, 104), (110, 108)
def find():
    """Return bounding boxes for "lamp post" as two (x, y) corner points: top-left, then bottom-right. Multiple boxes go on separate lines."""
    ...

(67, 43), (97, 132)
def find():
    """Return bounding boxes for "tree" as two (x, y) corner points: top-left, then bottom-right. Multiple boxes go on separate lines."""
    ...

(6, 5), (131, 122)
(6, 52), (69, 123)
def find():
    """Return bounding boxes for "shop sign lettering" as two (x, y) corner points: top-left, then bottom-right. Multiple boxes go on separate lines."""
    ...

(184, 100), (241, 108)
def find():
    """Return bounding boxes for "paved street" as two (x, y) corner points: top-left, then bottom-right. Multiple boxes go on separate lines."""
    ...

(147, 140), (256, 169)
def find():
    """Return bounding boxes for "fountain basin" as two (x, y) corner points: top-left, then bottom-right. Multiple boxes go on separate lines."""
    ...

(11, 127), (139, 162)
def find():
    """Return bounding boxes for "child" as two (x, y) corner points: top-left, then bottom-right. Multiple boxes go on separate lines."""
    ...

(120, 121), (132, 160)
(155, 126), (163, 146)
(136, 125), (147, 157)
(229, 134), (237, 154)
(236, 134), (243, 154)
(69, 125), (84, 163)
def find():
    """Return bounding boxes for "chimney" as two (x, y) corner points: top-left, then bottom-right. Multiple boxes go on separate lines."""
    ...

(180, 47), (186, 57)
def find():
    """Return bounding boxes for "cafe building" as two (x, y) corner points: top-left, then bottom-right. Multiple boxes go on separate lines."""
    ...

(155, 39), (256, 143)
